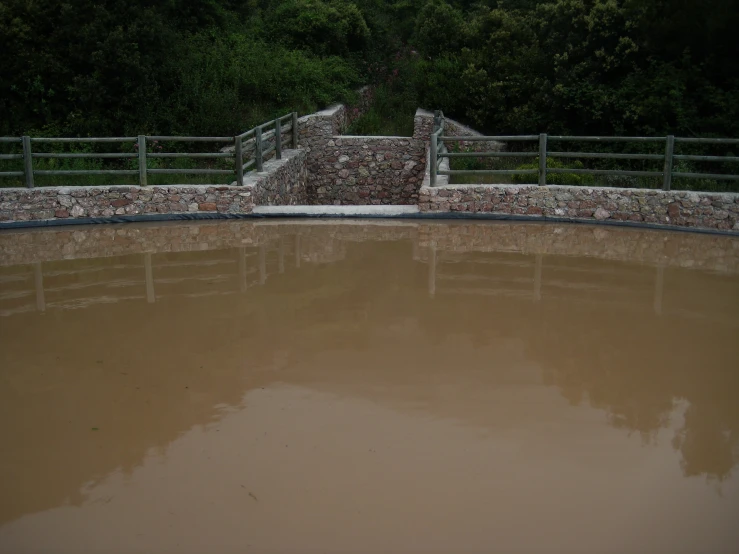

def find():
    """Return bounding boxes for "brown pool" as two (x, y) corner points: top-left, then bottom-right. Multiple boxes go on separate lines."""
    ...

(0, 220), (738, 553)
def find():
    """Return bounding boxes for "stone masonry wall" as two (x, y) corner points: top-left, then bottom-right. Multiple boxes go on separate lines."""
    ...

(413, 109), (504, 155)
(419, 184), (739, 232)
(299, 105), (427, 205)
(413, 109), (435, 141)
(249, 149), (308, 206)
(310, 137), (426, 204)
(0, 149), (306, 224)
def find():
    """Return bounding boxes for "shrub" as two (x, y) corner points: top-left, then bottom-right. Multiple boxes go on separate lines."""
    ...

(512, 158), (596, 186)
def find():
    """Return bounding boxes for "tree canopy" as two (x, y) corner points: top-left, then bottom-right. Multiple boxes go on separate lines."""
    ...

(1, 0), (737, 138)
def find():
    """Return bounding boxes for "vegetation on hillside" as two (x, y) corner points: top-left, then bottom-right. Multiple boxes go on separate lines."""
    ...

(1, 0), (738, 142)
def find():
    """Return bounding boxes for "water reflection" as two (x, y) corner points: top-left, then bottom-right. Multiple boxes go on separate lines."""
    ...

(0, 220), (738, 552)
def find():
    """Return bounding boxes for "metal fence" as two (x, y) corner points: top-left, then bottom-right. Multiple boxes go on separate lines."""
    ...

(430, 119), (739, 189)
(0, 112), (299, 188)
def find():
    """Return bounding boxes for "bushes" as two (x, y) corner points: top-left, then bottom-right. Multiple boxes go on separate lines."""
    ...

(2, 0), (738, 144)
(0, 0), (364, 138)
(512, 158), (595, 186)
(412, 0), (739, 139)
(347, 47), (420, 136)
(163, 34), (361, 136)
(267, 0), (370, 57)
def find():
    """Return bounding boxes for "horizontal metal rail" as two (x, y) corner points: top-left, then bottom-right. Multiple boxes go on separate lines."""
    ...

(443, 152), (538, 158)
(439, 135), (538, 141)
(673, 155), (739, 163)
(674, 137), (739, 145)
(34, 169), (138, 176)
(547, 168), (662, 178)
(146, 136), (233, 142)
(672, 172), (739, 181)
(439, 169), (538, 176)
(0, 137), (21, 143)
(548, 152), (664, 161)
(549, 136), (666, 143)
(147, 169), (234, 175)
(32, 153), (137, 159)
(0, 154), (23, 160)
(237, 128), (256, 140)
(148, 152), (232, 159)
(31, 137), (136, 143)
(0, 171), (24, 177)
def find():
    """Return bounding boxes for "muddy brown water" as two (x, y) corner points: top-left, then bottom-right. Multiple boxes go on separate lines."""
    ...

(0, 220), (738, 554)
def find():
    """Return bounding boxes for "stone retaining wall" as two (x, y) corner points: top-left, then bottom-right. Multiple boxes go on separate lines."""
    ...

(309, 136), (425, 204)
(419, 184), (739, 232)
(299, 106), (427, 205)
(413, 109), (504, 155)
(0, 150), (306, 224)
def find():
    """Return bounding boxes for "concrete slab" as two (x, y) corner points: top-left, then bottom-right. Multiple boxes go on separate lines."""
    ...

(252, 205), (420, 216)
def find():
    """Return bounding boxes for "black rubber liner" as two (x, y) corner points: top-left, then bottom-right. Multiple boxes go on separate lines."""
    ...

(0, 210), (737, 237)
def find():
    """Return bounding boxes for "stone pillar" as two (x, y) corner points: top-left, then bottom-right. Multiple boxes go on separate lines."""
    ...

(413, 108), (436, 141)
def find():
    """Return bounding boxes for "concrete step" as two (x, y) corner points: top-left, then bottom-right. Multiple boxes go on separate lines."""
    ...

(252, 205), (420, 217)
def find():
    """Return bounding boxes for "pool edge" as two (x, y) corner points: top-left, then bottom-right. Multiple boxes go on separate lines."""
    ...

(1, 211), (738, 237)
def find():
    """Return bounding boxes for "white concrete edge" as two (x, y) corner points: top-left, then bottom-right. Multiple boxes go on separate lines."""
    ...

(335, 135), (414, 140)
(253, 205), (420, 216)
(252, 218), (420, 227)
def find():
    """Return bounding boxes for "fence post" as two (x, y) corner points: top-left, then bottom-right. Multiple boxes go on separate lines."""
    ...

(538, 133), (547, 186)
(662, 135), (674, 191)
(22, 136), (34, 189)
(234, 136), (244, 186)
(275, 118), (282, 160)
(255, 127), (263, 172)
(292, 112), (299, 148)
(138, 135), (147, 186)
(430, 132), (438, 187)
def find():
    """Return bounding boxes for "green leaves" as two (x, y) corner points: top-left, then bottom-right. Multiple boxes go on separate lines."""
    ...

(267, 0), (371, 57)
(415, 0), (739, 138)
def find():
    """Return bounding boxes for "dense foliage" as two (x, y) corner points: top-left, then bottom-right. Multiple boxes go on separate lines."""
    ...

(1, 0), (738, 139)
(415, 0), (739, 138)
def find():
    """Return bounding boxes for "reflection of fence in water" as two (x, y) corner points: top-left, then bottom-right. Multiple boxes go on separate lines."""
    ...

(426, 248), (737, 323)
(0, 236), (304, 317)
(1, 236), (736, 325)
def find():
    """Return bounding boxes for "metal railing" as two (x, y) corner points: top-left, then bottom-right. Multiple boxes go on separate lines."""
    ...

(430, 125), (739, 189)
(0, 112), (299, 188)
